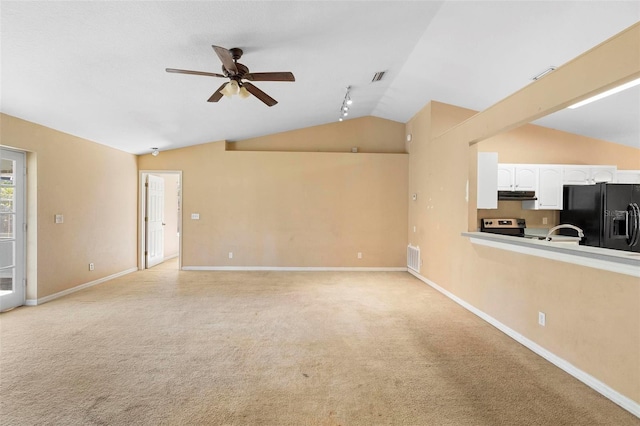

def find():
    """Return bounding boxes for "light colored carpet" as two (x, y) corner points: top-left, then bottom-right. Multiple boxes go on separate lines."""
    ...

(0, 259), (637, 425)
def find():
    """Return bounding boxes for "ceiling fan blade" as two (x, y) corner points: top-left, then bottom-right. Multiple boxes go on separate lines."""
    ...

(212, 45), (238, 75)
(207, 83), (228, 102)
(243, 72), (295, 82)
(166, 68), (225, 78)
(243, 82), (277, 107)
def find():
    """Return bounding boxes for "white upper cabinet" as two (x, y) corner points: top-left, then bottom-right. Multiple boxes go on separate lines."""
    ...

(563, 165), (616, 185)
(498, 164), (537, 191)
(477, 152), (498, 209)
(591, 166), (616, 183)
(615, 170), (640, 183)
(562, 166), (590, 185)
(523, 166), (563, 210)
(497, 165), (514, 191)
(476, 154), (622, 211)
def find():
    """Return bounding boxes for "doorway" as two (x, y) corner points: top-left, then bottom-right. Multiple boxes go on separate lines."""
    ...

(0, 148), (26, 311)
(139, 171), (182, 270)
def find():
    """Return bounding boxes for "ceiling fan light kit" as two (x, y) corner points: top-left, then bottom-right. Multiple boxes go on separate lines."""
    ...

(220, 80), (240, 97)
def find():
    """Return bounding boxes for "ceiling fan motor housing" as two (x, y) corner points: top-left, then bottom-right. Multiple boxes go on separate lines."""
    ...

(224, 63), (249, 80)
(229, 48), (243, 61)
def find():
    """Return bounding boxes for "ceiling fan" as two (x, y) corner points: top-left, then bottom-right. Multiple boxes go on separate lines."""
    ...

(166, 45), (295, 107)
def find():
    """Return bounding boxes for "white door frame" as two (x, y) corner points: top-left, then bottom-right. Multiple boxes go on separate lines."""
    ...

(0, 148), (26, 311)
(138, 170), (182, 270)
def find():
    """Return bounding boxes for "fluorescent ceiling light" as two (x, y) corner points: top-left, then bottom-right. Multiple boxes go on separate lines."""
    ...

(568, 77), (640, 109)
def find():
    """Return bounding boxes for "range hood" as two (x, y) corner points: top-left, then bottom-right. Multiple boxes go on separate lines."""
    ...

(498, 190), (537, 201)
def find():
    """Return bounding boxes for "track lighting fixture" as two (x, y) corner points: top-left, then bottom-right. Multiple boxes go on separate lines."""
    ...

(151, 148), (159, 157)
(338, 86), (353, 122)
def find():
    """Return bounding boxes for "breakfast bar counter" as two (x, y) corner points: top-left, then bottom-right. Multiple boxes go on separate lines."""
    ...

(462, 231), (640, 278)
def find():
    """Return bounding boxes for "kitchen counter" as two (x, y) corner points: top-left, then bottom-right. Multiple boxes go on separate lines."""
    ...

(462, 231), (640, 277)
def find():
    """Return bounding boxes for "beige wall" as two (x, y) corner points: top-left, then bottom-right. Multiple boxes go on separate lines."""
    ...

(228, 116), (406, 153)
(139, 128), (408, 268)
(480, 122), (640, 167)
(0, 114), (138, 299)
(407, 23), (640, 404)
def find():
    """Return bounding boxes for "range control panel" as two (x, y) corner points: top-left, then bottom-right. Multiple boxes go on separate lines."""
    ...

(481, 218), (526, 229)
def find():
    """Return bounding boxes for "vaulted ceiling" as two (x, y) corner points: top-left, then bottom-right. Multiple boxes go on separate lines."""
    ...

(1, 1), (638, 154)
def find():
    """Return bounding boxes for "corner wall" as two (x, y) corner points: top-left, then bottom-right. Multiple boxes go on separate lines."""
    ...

(1, 114), (138, 300)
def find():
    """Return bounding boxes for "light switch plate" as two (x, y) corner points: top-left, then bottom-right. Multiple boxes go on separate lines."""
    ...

(191, 213), (200, 220)
(55, 214), (64, 224)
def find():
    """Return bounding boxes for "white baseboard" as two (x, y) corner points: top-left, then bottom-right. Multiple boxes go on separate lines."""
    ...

(25, 267), (138, 306)
(408, 269), (640, 418)
(182, 266), (407, 272)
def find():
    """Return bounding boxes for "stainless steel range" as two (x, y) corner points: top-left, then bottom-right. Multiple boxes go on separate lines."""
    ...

(480, 218), (526, 237)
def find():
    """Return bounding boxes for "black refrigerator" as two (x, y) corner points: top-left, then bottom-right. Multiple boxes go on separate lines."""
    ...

(560, 183), (640, 252)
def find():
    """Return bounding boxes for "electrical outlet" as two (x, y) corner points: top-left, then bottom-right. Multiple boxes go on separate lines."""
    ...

(357, 252), (362, 259)
(191, 213), (200, 220)
(538, 311), (546, 326)
(55, 214), (64, 224)
(89, 263), (94, 271)
(542, 217), (548, 225)
(228, 252), (233, 259)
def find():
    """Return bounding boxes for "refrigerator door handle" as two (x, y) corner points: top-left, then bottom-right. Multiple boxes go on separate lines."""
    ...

(630, 203), (640, 247)
(622, 210), (630, 240)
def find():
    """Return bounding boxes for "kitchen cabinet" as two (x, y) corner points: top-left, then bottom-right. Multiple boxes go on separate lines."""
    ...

(522, 166), (563, 210)
(476, 154), (621, 211)
(497, 164), (537, 191)
(477, 152), (498, 209)
(615, 170), (640, 183)
(563, 165), (616, 185)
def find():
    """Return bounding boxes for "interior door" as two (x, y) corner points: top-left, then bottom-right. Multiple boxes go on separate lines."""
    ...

(0, 148), (26, 311)
(145, 174), (165, 268)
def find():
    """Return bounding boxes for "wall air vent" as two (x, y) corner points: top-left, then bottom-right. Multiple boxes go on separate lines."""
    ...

(371, 71), (386, 82)
(531, 66), (556, 81)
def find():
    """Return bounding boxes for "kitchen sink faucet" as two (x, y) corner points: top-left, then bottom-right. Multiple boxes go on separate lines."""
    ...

(546, 224), (585, 241)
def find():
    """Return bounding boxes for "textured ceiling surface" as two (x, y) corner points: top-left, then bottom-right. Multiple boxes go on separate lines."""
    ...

(1, 1), (638, 154)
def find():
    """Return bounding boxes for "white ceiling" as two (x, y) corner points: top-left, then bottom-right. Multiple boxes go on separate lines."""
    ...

(1, 1), (638, 155)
